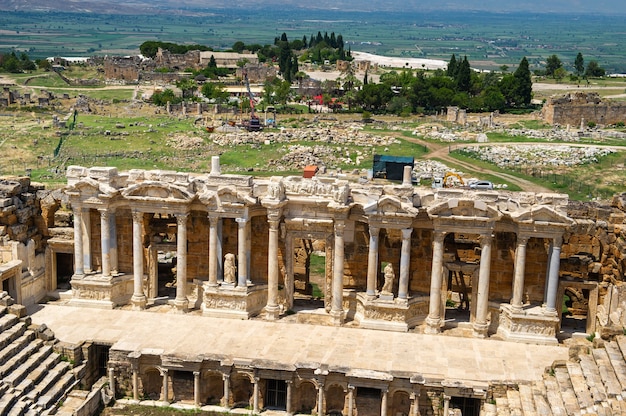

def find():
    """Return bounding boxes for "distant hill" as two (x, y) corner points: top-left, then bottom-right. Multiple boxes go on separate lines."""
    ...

(0, 0), (623, 15)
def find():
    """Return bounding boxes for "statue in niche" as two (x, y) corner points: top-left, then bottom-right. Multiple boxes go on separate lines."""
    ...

(381, 263), (395, 295)
(224, 253), (236, 284)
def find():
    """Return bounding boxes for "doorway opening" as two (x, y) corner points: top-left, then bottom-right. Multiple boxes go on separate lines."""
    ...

(355, 387), (381, 416)
(293, 239), (325, 311)
(56, 252), (74, 290)
(450, 396), (481, 416)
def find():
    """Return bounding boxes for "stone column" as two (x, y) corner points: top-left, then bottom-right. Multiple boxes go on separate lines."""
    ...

(266, 212), (281, 320)
(411, 391), (421, 416)
(193, 371), (200, 407)
(222, 374), (231, 409)
(108, 367), (116, 398)
(286, 380), (293, 415)
(317, 383), (325, 416)
(442, 394), (451, 416)
(236, 217), (249, 288)
(82, 207), (92, 273)
(331, 220), (346, 325)
(174, 213), (189, 312)
(109, 210), (118, 275)
(99, 209), (111, 277)
(473, 234), (493, 338)
(511, 235), (529, 310)
(161, 369), (169, 404)
(398, 228), (413, 300)
(208, 216), (220, 286)
(73, 204), (84, 276)
(245, 219), (252, 284)
(131, 211), (147, 310)
(543, 240), (553, 303)
(366, 226), (380, 298)
(545, 236), (563, 313)
(347, 385), (355, 416)
(381, 389), (388, 416)
(132, 367), (139, 401)
(253, 377), (260, 413)
(425, 231), (445, 334)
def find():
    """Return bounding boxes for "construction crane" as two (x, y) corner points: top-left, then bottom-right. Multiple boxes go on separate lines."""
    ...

(242, 70), (261, 132)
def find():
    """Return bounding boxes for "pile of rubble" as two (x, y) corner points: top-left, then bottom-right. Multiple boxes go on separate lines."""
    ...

(460, 145), (615, 168)
(166, 134), (205, 150)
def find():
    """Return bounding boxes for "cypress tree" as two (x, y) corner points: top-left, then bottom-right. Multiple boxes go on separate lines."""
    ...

(513, 57), (532, 106)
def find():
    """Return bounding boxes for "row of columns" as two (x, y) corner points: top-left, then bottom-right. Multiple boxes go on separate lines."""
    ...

(425, 229), (564, 335)
(73, 205), (119, 278)
(366, 226), (413, 300)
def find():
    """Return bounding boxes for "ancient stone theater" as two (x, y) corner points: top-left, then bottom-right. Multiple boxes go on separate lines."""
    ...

(2, 158), (626, 415)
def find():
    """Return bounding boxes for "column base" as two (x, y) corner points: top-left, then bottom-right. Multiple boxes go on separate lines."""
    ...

(330, 309), (344, 326)
(472, 321), (489, 338)
(424, 316), (441, 334)
(497, 304), (559, 344)
(131, 294), (147, 310)
(172, 298), (189, 313)
(264, 304), (280, 321)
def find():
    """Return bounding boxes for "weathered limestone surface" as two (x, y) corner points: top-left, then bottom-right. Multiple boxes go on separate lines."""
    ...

(541, 92), (626, 126)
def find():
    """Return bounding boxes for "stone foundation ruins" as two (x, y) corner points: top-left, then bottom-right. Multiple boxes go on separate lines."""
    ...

(1, 160), (626, 414)
(541, 92), (626, 127)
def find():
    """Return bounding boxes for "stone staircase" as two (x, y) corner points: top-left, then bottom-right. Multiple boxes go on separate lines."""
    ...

(0, 305), (78, 415)
(483, 335), (626, 416)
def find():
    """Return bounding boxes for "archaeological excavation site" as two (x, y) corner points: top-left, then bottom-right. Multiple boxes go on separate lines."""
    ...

(1, 157), (626, 415)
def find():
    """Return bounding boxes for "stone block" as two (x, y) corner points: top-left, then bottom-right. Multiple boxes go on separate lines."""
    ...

(8, 304), (26, 317)
(0, 198), (12, 208)
(88, 166), (118, 180)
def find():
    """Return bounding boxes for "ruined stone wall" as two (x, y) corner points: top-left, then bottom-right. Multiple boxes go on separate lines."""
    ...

(409, 229), (435, 294)
(541, 92), (626, 126)
(116, 209), (134, 274)
(490, 232), (516, 302)
(187, 212), (209, 279)
(250, 216), (269, 284)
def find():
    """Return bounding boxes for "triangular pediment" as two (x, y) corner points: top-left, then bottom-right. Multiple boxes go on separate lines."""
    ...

(427, 198), (501, 221)
(364, 195), (417, 217)
(510, 206), (573, 226)
(67, 177), (118, 199)
(122, 182), (194, 202)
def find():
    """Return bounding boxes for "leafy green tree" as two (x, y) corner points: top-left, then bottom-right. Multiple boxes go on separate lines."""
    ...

(232, 41), (245, 53)
(513, 56), (532, 106)
(585, 60), (606, 77)
(447, 54), (458, 78)
(175, 78), (197, 99)
(545, 54), (562, 77)
(151, 89), (181, 106)
(482, 86), (506, 112)
(554, 67), (567, 83)
(455, 56), (471, 92)
(201, 82), (229, 103)
(574, 53), (585, 76)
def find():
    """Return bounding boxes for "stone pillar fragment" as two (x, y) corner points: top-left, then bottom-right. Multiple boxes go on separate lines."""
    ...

(253, 377), (260, 413)
(236, 217), (249, 288)
(381, 389), (388, 416)
(131, 211), (146, 310)
(331, 220), (345, 325)
(161, 369), (169, 404)
(208, 216), (220, 286)
(100, 209), (111, 277)
(174, 213), (189, 312)
(265, 212), (281, 320)
(366, 226), (380, 298)
(222, 374), (231, 409)
(82, 207), (92, 273)
(193, 371), (200, 407)
(398, 228), (412, 300)
(511, 235), (528, 310)
(473, 234), (493, 338)
(425, 231), (445, 334)
(545, 236), (563, 313)
(73, 205), (84, 276)
(109, 210), (118, 275)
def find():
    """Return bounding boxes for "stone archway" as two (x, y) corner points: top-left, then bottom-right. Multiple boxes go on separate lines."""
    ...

(203, 372), (224, 406)
(295, 381), (317, 414)
(391, 390), (412, 416)
(231, 373), (253, 408)
(326, 384), (346, 415)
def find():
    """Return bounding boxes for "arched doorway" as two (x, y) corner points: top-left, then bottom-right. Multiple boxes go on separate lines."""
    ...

(141, 368), (162, 400)
(326, 385), (346, 415)
(296, 381), (317, 414)
(391, 391), (411, 416)
(231, 373), (253, 409)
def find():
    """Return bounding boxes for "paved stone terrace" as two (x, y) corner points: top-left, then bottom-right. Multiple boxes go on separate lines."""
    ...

(28, 304), (567, 385)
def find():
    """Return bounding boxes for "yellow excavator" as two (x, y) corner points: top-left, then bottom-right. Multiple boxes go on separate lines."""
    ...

(432, 172), (465, 188)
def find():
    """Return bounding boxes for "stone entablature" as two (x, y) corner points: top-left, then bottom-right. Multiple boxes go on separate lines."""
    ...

(59, 160), (586, 343)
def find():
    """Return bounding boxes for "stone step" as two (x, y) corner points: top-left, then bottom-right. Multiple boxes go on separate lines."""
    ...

(605, 341), (626, 394)
(0, 305), (7, 318)
(4, 345), (53, 388)
(543, 376), (567, 416)
(0, 331), (35, 366)
(553, 366), (581, 415)
(506, 389), (523, 416)
(566, 360), (594, 409)
(580, 352), (608, 403)
(35, 371), (77, 410)
(6, 399), (28, 416)
(0, 392), (17, 416)
(0, 313), (18, 332)
(0, 321), (26, 350)
(518, 384), (538, 416)
(594, 347), (623, 397)
(494, 397), (510, 416)
(0, 338), (43, 377)
(531, 381), (552, 416)
(25, 361), (71, 403)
